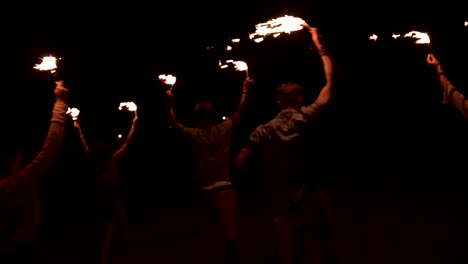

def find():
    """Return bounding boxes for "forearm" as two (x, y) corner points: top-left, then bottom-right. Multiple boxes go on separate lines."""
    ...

(231, 93), (248, 126)
(313, 31), (334, 105)
(437, 67), (468, 117)
(13, 101), (68, 193)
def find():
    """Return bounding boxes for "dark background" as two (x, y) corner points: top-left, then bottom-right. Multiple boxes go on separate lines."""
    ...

(2, 2), (468, 262)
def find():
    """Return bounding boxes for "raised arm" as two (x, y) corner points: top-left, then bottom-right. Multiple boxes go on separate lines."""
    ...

(113, 112), (138, 161)
(311, 27), (334, 106)
(73, 120), (89, 153)
(164, 89), (185, 132)
(230, 77), (255, 127)
(5, 81), (70, 194)
(427, 54), (468, 118)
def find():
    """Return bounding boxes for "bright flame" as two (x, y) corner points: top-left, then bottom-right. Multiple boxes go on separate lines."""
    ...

(249, 15), (307, 41)
(33, 56), (58, 72)
(369, 34), (378, 41)
(226, 46), (232, 51)
(233, 61), (248, 72)
(403, 31), (430, 44)
(222, 116), (227, 120)
(118, 102), (137, 112)
(392, 33), (401, 39)
(158, 74), (177, 85)
(231, 38), (240, 43)
(66, 107), (80, 120)
(226, 59), (234, 63)
(465, 21), (468, 26)
(220, 65), (228, 69)
(118, 134), (122, 139)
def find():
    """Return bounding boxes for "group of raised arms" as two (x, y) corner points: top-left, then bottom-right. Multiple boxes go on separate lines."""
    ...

(1, 26), (466, 264)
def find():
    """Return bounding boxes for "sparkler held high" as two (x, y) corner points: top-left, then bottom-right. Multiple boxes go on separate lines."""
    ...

(66, 107), (80, 120)
(232, 61), (249, 77)
(158, 74), (177, 90)
(119, 102), (138, 117)
(249, 15), (310, 43)
(403, 30), (432, 54)
(33, 55), (63, 81)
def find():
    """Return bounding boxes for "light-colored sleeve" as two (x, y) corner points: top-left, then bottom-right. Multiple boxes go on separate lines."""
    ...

(249, 125), (271, 145)
(442, 81), (468, 119)
(0, 101), (68, 195)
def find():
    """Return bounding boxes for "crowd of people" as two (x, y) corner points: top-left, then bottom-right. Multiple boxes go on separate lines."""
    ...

(1, 24), (467, 264)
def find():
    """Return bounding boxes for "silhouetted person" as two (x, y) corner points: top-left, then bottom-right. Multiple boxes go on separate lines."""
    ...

(235, 27), (338, 264)
(164, 76), (255, 264)
(427, 53), (468, 118)
(74, 110), (138, 264)
(0, 81), (69, 263)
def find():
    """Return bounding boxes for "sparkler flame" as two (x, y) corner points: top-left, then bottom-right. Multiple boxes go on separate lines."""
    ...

(369, 34), (378, 41)
(158, 74), (176, 85)
(233, 61), (248, 72)
(33, 56), (58, 73)
(66, 107), (80, 120)
(392, 33), (401, 39)
(118, 102), (137, 112)
(403, 31), (430, 44)
(465, 21), (468, 26)
(249, 15), (308, 42)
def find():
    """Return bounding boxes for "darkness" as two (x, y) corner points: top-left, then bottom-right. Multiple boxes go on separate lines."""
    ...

(2, 1), (468, 263)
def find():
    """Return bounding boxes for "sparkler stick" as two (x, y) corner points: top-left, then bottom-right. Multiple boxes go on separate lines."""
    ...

(158, 74), (177, 90)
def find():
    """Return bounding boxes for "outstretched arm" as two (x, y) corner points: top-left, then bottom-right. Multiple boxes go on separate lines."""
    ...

(427, 54), (468, 118)
(2, 81), (70, 195)
(311, 27), (334, 106)
(113, 113), (138, 161)
(74, 120), (89, 153)
(165, 89), (185, 132)
(230, 77), (255, 127)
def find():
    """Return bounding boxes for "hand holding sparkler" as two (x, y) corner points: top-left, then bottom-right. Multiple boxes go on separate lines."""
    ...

(119, 102), (138, 118)
(66, 107), (80, 121)
(34, 55), (64, 82)
(54, 81), (69, 104)
(159, 74), (177, 90)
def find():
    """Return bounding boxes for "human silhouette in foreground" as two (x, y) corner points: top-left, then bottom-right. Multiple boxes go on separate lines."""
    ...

(164, 76), (255, 264)
(74, 108), (138, 264)
(235, 27), (338, 264)
(0, 81), (70, 263)
(426, 53), (468, 118)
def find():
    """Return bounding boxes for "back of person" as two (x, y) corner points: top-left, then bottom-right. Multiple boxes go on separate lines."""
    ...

(184, 119), (233, 188)
(252, 109), (310, 214)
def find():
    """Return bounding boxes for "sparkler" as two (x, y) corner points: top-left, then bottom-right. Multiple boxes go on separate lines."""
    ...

(33, 55), (63, 82)
(403, 30), (432, 53)
(249, 15), (309, 43)
(118, 102), (137, 115)
(158, 74), (177, 90)
(369, 34), (378, 41)
(232, 61), (249, 77)
(66, 107), (80, 120)
(465, 21), (467, 27)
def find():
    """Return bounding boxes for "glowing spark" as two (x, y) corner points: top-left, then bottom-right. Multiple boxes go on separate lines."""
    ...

(232, 61), (248, 71)
(226, 59), (234, 63)
(33, 56), (58, 72)
(226, 46), (232, 51)
(66, 107), (80, 120)
(249, 15), (308, 41)
(231, 38), (240, 43)
(369, 34), (378, 41)
(465, 21), (468, 26)
(118, 102), (137, 112)
(220, 65), (228, 69)
(392, 33), (401, 39)
(158, 74), (176, 85)
(222, 116), (227, 120)
(118, 134), (122, 139)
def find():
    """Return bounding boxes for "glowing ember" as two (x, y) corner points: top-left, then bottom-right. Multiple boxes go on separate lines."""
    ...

(222, 116), (227, 120)
(403, 31), (430, 44)
(66, 107), (80, 120)
(118, 134), (122, 139)
(369, 34), (378, 41)
(249, 15), (308, 42)
(118, 102), (137, 112)
(392, 33), (401, 39)
(226, 46), (232, 51)
(33, 56), (58, 72)
(220, 65), (228, 69)
(465, 21), (468, 26)
(231, 38), (240, 43)
(158, 74), (176, 85)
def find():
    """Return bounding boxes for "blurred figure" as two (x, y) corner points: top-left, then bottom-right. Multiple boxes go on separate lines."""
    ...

(426, 53), (468, 118)
(235, 27), (338, 264)
(74, 110), (138, 264)
(164, 76), (255, 264)
(0, 81), (69, 263)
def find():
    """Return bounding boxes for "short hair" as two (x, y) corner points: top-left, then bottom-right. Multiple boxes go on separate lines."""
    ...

(194, 101), (216, 120)
(277, 82), (303, 105)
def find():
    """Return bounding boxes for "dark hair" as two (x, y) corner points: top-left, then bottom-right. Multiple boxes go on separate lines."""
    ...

(277, 82), (303, 105)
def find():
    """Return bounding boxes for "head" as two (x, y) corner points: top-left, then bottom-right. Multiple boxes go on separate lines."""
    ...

(193, 101), (217, 126)
(277, 82), (303, 110)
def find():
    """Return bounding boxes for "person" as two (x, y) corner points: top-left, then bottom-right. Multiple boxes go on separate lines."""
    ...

(0, 81), (70, 263)
(73, 108), (138, 264)
(164, 76), (255, 264)
(235, 27), (338, 264)
(426, 53), (468, 118)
